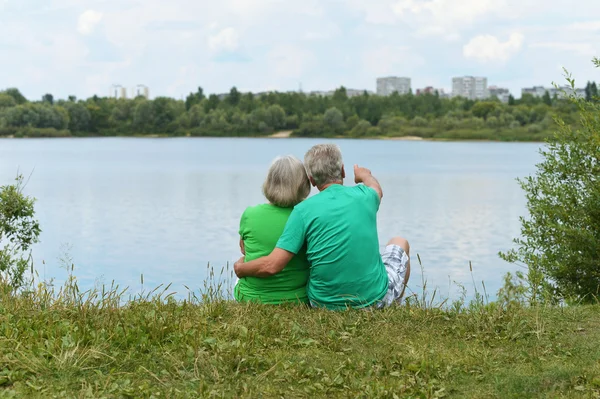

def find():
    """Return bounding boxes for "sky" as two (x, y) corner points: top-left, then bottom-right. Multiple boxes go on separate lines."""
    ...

(1, 0), (599, 101)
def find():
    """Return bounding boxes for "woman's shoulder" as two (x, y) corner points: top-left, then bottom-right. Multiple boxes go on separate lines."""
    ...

(243, 203), (291, 218)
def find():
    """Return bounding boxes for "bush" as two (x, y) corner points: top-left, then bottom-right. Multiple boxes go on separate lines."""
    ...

(411, 116), (428, 127)
(509, 121), (521, 130)
(526, 123), (542, 133)
(366, 126), (381, 137)
(349, 120), (371, 137)
(0, 126), (17, 137)
(441, 116), (458, 131)
(295, 118), (332, 137)
(501, 59), (600, 302)
(486, 116), (500, 129)
(378, 116), (407, 135)
(323, 107), (344, 133)
(0, 175), (41, 290)
(19, 127), (71, 137)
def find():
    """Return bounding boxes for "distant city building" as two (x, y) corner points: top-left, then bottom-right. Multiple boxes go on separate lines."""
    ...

(346, 89), (375, 97)
(521, 86), (585, 99)
(488, 86), (511, 103)
(376, 77), (411, 96)
(134, 85), (150, 99)
(452, 76), (488, 100)
(308, 88), (374, 97)
(521, 86), (547, 98)
(109, 85), (127, 99)
(416, 86), (446, 96)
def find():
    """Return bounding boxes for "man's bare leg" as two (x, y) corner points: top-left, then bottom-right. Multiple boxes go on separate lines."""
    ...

(387, 237), (411, 301)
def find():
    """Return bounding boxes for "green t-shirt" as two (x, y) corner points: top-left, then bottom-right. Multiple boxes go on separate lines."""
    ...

(235, 204), (309, 304)
(276, 184), (388, 310)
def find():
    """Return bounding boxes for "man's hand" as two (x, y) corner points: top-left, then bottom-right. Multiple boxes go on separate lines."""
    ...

(233, 248), (294, 278)
(354, 164), (383, 200)
(354, 164), (372, 184)
(234, 256), (245, 277)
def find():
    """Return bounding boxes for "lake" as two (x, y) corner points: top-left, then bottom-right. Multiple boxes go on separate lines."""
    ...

(0, 137), (541, 301)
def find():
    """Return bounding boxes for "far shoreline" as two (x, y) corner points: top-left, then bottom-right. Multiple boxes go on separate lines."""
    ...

(0, 131), (547, 143)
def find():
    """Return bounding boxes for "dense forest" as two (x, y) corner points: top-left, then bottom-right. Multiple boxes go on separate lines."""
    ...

(0, 83), (597, 141)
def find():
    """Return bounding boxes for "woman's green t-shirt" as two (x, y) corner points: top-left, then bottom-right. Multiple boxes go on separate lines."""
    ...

(234, 204), (309, 304)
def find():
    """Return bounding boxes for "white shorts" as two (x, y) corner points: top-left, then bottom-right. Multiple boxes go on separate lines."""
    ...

(376, 244), (410, 308)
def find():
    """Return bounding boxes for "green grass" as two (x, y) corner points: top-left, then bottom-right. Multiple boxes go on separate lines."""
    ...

(1, 275), (599, 399)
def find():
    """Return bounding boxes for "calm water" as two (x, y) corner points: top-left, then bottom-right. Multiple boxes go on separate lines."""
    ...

(0, 138), (541, 300)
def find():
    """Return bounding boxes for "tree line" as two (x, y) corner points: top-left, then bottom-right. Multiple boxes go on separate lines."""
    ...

(0, 83), (594, 140)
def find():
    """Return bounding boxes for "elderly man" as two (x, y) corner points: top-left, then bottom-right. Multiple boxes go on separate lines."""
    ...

(234, 144), (411, 310)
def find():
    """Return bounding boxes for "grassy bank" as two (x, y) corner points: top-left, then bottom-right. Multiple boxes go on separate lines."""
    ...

(0, 128), (553, 142)
(292, 127), (553, 142)
(1, 281), (599, 398)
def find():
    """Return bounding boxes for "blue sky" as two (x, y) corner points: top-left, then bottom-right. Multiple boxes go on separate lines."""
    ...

(1, 0), (599, 100)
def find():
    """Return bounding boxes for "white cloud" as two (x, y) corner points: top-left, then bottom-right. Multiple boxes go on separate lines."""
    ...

(566, 21), (600, 32)
(267, 45), (316, 79)
(463, 33), (524, 63)
(3, 0), (600, 101)
(389, 0), (504, 36)
(529, 42), (597, 57)
(362, 45), (425, 76)
(208, 27), (239, 52)
(77, 10), (103, 35)
(303, 23), (341, 41)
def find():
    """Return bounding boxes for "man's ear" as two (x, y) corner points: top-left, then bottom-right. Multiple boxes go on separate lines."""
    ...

(341, 165), (346, 179)
(309, 176), (317, 187)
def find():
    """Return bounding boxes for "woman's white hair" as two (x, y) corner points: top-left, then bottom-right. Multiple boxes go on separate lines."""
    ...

(263, 155), (311, 208)
(304, 144), (343, 187)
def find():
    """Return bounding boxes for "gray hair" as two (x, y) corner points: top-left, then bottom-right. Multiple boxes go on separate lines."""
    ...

(304, 144), (343, 186)
(263, 155), (311, 208)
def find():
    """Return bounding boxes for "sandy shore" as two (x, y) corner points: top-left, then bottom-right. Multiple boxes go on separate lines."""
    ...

(267, 132), (425, 140)
(269, 131), (293, 138)
(381, 135), (424, 141)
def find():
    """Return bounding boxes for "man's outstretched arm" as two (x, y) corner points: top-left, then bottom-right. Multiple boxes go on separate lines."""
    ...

(234, 248), (294, 278)
(354, 164), (383, 200)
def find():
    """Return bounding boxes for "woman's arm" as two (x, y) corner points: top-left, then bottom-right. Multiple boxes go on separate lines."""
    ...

(239, 239), (245, 255)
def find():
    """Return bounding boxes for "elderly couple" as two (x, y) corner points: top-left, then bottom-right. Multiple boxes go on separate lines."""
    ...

(233, 144), (411, 310)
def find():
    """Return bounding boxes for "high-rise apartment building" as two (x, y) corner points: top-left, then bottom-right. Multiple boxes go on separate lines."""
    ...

(452, 76), (488, 100)
(488, 86), (511, 103)
(134, 85), (150, 99)
(376, 77), (411, 96)
(110, 85), (127, 99)
(521, 86), (585, 99)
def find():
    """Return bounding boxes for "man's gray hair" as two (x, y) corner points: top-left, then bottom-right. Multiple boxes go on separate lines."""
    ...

(263, 155), (311, 208)
(304, 144), (343, 187)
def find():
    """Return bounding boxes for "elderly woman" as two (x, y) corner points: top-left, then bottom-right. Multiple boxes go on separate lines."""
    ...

(234, 155), (311, 304)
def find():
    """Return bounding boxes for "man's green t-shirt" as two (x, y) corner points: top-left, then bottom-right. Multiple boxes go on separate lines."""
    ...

(235, 204), (309, 304)
(276, 184), (388, 310)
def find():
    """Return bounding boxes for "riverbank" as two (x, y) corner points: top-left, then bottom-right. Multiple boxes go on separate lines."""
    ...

(1, 285), (598, 398)
(0, 128), (553, 142)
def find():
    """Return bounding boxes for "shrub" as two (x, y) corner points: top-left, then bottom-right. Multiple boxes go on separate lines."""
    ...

(509, 121), (521, 130)
(411, 116), (428, 127)
(378, 116), (407, 135)
(501, 59), (600, 302)
(350, 120), (371, 137)
(0, 175), (41, 290)
(486, 116), (500, 129)
(441, 116), (458, 131)
(323, 107), (344, 133)
(526, 123), (542, 133)
(366, 126), (381, 137)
